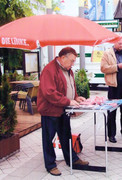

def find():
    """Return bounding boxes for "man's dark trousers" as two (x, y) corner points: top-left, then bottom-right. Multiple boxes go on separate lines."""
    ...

(41, 113), (79, 171)
(108, 86), (122, 138)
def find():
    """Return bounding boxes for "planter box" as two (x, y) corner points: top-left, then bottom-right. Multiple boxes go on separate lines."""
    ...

(0, 133), (20, 161)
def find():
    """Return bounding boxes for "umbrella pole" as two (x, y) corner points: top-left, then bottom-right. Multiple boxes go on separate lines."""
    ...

(38, 47), (42, 79)
(79, 3), (85, 70)
(120, 19), (122, 32)
(54, 46), (56, 57)
(46, 0), (53, 62)
(48, 46), (53, 62)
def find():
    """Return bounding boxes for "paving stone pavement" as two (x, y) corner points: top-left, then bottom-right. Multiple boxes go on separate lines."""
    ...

(0, 91), (122, 180)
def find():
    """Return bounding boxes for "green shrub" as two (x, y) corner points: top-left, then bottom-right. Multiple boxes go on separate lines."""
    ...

(75, 69), (90, 99)
(16, 74), (24, 81)
(24, 74), (37, 80)
(0, 74), (17, 138)
(8, 71), (24, 81)
(6, 71), (37, 81)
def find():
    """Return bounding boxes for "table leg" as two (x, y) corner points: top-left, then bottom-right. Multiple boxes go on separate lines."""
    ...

(94, 113), (96, 150)
(94, 112), (107, 172)
(104, 112), (108, 173)
(69, 139), (72, 175)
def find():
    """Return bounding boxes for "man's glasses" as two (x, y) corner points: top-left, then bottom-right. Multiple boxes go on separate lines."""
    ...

(65, 55), (76, 64)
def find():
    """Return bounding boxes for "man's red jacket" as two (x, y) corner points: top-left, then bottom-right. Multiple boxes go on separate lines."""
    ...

(37, 58), (78, 117)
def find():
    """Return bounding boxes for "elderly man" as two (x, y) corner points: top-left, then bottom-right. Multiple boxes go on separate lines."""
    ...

(101, 37), (122, 143)
(37, 47), (89, 176)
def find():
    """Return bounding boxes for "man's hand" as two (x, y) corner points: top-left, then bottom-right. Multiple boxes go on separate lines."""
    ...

(118, 63), (122, 69)
(70, 100), (80, 107)
(75, 96), (86, 103)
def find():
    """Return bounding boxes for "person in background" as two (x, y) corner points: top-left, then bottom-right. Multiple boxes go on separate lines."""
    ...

(101, 37), (122, 143)
(37, 47), (89, 176)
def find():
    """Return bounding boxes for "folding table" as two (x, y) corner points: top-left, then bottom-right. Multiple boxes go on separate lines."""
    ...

(65, 100), (122, 174)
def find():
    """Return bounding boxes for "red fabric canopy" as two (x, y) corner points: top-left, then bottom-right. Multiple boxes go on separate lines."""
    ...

(0, 14), (120, 50)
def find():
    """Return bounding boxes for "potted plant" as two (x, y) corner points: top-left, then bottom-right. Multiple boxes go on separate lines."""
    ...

(0, 75), (20, 161)
(73, 69), (90, 118)
(75, 69), (90, 99)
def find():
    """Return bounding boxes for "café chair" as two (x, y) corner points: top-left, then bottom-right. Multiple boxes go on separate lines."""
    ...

(11, 83), (34, 110)
(26, 85), (38, 115)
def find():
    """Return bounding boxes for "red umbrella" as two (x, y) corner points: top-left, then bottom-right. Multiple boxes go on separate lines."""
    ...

(0, 14), (120, 50)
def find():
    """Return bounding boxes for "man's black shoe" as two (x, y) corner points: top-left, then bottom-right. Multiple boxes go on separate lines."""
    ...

(120, 129), (122, 134)
(109, 137), (117, 143)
